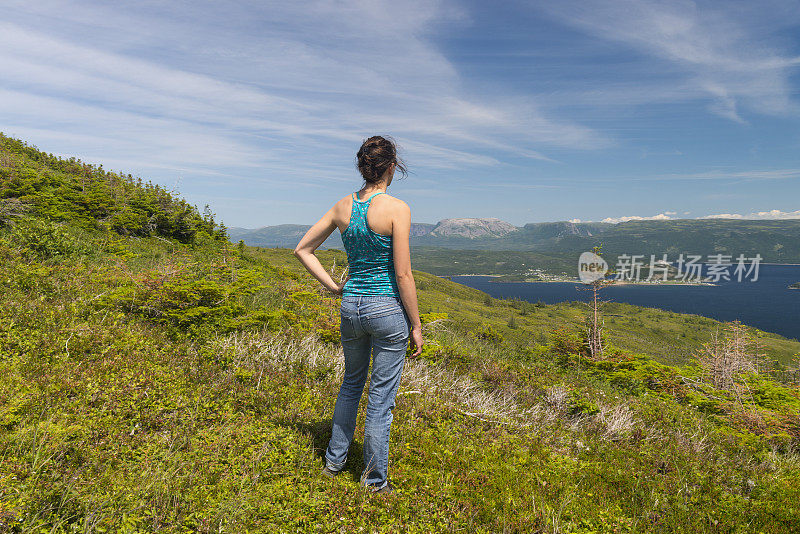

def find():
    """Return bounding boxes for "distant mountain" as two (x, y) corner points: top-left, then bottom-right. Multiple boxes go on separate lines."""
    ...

(230, 218), (800, 263)
(413, 219), (800, 263)
(408, 220), (608, 249)
(429, 218), (518, 238)
(410, 222), (436, 237)
(521, 221), (607, 240)
(228, 224), (342, 248)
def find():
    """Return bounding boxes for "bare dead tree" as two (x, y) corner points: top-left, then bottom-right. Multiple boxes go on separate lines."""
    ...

(578, 278), (615, 359)
(576, 246), (615, 360)
(696, 321), (764, 390)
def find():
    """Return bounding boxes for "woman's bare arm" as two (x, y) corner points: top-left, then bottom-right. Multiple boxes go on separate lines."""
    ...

(294, 206), (345, 294)
(392, 201), (423, 357)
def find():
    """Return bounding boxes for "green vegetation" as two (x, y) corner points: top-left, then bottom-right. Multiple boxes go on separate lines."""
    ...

(2, 135), (800, 532)
(0, 133), (226, 243)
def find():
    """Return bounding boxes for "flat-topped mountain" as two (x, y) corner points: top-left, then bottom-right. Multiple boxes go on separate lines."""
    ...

(429, 217), (518, 238)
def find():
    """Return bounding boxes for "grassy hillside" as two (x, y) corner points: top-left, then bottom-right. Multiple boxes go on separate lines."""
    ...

(2, 136), (800, 532)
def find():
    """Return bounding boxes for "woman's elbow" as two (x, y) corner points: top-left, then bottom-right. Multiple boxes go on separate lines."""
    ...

(396, 269), (414, 281)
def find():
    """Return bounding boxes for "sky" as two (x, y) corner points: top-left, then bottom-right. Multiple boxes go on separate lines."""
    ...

(1, 0), (799, 228)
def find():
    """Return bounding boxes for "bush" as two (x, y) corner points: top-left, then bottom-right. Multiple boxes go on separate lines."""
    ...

(100, 262), (275, 337)
(11, 217), (85, 260)
(473, 324), (504, 344)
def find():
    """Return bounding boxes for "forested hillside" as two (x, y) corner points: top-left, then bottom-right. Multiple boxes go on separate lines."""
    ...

(1, 135), (799, 532)
(0, 133), (225, 243)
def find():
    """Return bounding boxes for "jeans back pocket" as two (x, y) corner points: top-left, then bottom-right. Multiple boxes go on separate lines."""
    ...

(365, 305), (409, 343)
(340, 306), (359, 342)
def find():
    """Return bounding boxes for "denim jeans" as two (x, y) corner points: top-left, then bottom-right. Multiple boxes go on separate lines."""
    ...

(325, 294), (410, 488)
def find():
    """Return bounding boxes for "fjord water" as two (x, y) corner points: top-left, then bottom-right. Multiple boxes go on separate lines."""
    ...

(451, 264), (800, 341)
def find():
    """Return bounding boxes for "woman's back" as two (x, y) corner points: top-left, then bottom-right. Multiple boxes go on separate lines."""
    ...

(340, 191), (400, 296)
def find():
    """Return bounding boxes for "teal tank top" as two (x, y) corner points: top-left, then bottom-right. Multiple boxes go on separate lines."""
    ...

(341, 191), (399, 297)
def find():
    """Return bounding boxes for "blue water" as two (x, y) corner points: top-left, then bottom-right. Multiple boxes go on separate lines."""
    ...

(450, 265), (800, 341)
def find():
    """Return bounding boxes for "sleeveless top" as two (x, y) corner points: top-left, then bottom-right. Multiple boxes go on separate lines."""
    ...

(341, 191), (399, 297)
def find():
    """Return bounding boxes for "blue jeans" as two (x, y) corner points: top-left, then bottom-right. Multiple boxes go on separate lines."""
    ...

(325, 294), (410, 488)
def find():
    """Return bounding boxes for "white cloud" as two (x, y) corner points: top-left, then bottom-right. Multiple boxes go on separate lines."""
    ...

(700, 209), (800, 220)
(599, 209), (800, 223)
(699, 213), (745, 220)
(601, 213), (675, 224)
(659, 169), (800, 181)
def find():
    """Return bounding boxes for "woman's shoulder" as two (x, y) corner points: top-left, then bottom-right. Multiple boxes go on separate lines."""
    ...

(334, 193), (353, 206)
(373, 193), (410, 212)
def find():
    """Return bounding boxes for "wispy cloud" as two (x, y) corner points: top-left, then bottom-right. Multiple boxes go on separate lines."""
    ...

(658, 169), (800, 181)
(537, 0), (800, 122)
(0, 1), (607, 185)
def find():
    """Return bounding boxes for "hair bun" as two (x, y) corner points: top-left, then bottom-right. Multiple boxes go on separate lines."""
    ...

(355, 136), (408, 184)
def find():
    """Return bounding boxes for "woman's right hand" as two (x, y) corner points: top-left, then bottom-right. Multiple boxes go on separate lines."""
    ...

(408, 325), (424, 358)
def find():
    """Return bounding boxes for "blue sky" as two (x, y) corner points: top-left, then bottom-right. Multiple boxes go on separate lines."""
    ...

(1, 0), (799, 227)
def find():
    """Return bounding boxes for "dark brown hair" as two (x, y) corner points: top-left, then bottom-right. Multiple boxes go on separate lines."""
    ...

(356, 135), (408, 184)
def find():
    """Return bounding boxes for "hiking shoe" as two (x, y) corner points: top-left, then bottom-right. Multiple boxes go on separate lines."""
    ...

(322, 465), (341, 479)
(370, 481), (394, 495)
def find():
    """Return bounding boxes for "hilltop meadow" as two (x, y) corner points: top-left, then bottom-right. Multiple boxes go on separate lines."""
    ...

(1, 133), (800, 532)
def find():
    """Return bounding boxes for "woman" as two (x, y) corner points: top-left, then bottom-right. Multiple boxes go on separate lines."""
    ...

(293, 135), (423, 494)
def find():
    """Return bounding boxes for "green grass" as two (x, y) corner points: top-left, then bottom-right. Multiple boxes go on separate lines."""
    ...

(2, 221), (800, 532)
(1, 136), (800, 532)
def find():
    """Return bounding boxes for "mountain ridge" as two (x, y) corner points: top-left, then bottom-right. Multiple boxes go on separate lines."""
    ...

(229, 218), (800, 263)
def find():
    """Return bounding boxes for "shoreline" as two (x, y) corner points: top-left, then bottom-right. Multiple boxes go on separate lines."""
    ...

(441, 274), (715, 286)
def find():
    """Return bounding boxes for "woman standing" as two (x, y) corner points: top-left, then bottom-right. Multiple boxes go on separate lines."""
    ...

(293, 136), (423, 494)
